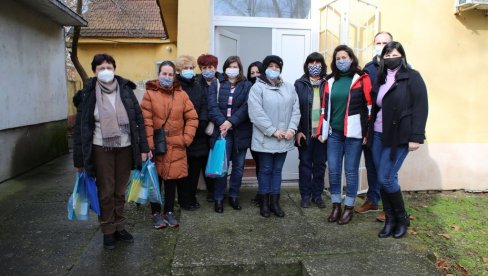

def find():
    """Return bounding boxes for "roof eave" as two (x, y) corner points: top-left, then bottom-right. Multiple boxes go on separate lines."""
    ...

(18, 0), (87, 26)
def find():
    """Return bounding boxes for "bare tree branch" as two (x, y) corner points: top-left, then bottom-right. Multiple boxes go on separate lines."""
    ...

(70, 0), (88, 83)
(271, 0), (282, 18)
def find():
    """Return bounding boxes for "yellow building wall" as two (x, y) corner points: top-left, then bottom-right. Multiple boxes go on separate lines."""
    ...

(77, 41), (176, 81)
(176, 0), (211, 65)
(321, 0), (488, 191)
(69, 41), (177, 118)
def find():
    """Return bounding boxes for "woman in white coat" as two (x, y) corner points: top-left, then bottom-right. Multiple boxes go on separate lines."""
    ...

(248, 55), (301, 218)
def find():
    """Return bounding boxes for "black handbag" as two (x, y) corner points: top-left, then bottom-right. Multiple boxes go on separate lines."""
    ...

(153, 128), (167, 155)
(153, 95), (173, 155)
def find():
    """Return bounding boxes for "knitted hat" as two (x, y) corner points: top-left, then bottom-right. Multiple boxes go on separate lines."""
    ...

(262, 55), (283, 72)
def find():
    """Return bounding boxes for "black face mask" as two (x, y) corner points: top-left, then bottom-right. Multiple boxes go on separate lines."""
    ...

(384, 57), (403, 69)
(249, 76), (257, 84)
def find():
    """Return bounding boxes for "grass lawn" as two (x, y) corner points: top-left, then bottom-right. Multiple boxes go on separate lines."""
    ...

(405, 191), (488, 275)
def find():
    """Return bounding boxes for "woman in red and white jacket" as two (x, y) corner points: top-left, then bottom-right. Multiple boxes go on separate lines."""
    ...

(317, 45), (372, 225)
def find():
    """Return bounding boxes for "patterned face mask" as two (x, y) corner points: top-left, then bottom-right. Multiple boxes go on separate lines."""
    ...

(308, 64), (322, 77)
(336, 59), (352, 73)
(159, 76), (173, 89)
(202, 69), (215, 80)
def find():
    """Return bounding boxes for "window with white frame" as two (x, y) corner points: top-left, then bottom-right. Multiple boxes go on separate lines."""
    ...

(214, 0), (311, 19)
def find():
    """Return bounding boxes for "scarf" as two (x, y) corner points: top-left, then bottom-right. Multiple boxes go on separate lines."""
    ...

(95, 79), (130, 148)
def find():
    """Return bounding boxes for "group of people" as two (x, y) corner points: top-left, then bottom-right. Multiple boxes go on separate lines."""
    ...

(73, 31), (428, 250)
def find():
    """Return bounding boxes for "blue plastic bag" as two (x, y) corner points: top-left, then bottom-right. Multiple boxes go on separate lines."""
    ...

(85, 174), (100, 216)
(145, 160), (163, 205)
(127, 160), (163, 205)
(127, 161), (150, 204)
(205, 136), (228, 178)
(68, 171), (99, 221)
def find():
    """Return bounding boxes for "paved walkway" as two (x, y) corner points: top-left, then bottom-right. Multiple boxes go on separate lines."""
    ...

(0, 154), (440, 275)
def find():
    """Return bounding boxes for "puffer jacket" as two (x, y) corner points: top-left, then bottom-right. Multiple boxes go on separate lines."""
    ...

(207, 78), (253, 151)
(141, 80), (198, 180)
(248, 77), (301, 153)
(73, 76), (149, 177)
(177, 75), (209, 157)
(317, 72), (372, 139)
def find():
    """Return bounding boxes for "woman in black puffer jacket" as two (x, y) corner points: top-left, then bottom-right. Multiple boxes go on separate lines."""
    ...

(175, 55), (213, 210)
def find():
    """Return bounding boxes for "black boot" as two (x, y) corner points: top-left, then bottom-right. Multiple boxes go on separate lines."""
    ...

(259, 194), (270, 218)
(214, 200), (224, 213)
(251, 193), (260, 207)
(378, 189), (395, 238)
(390, 190), (410, 239)
(229, 197), (242, 210)
(269, 194), (285, 217)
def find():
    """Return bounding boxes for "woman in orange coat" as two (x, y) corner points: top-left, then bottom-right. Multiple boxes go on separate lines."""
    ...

(141, 60), (198, 228)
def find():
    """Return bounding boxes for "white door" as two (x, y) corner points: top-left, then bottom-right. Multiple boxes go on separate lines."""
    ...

(272, 29), (311, 180)
(215, 27), (239, 69)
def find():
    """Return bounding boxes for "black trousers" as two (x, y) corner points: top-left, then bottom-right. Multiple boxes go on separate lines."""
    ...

(150, 178), (186, 214)
(186, 155), (214, 204)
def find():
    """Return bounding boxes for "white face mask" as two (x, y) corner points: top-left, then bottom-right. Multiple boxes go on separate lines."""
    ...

(374, 45), (385, 57)
(225, 67), (239, 78)
(98, 69), (115, 83)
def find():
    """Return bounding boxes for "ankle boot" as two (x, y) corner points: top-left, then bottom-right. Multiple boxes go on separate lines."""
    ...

(214, 200), (224, 213)
(269, 194), (285, 217)
(251, 193), (260, 207)
(229, 197), (242, 210)
(338, 205), (354, 225)
(378, 189), (395, 238)
(390, 190), (410, 239)
(259, 194), (270, 217)
(328, 203), (342, 222)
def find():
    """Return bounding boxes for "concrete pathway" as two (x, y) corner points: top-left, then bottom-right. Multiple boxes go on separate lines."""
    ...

(0, 154), (441, 275)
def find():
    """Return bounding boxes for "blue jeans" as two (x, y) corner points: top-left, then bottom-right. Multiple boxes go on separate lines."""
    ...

(298, 137), (327, 201)
(327, 129), (363, 206)
(214, 134), (247, 200)
(371, 132), (409, 194)
(363, 145), (380, 205)
(257, 152), (287, 195)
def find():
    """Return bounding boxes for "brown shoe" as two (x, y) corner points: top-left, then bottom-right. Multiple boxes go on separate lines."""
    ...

(354, 199), (379, 213)
(376, 211), (386, 222)
(338, 205), (354, 225)
(327, 203), (342, 223)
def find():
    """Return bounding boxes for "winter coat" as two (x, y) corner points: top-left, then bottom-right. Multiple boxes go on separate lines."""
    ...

(316, 72), (372, 139)
(207, 78), (253, 151)
(248, 77), (301, 153)
(367, 68), (428, 156)
(364, 56), (379, 86)
(73, 76), (149, 177)
(294, 75), (327, 138)
(177, 75), (209, 157)
(141, 80), (198, 180)
(195, 72), (225, 94)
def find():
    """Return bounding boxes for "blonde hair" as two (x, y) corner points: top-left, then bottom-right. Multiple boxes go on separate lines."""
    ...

(175, 55), (197, 72)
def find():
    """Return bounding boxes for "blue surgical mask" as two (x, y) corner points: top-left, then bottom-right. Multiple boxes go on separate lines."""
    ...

(225, 68), (239, 78)
(159, 76), (173, 89)
(265, 68), (280, 80)
(181, 69), (194, 79)
(308, 64), (322, 77)
(336, 59), (352, 73)
(202, 69), (215, 80)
